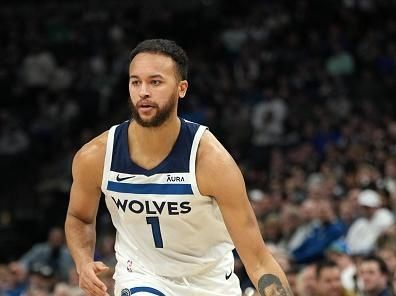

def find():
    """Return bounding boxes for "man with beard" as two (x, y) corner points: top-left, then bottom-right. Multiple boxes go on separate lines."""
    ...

(65, 39), (292, 296)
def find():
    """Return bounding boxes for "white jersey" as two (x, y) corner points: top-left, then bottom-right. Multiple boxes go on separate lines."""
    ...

(101, 119), (237, 286)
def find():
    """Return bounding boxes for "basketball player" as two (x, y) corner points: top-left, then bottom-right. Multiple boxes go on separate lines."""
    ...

(65, 39), (292, 296)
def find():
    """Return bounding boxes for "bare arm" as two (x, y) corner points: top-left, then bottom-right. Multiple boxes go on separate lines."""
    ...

(65, 132), (109, 296)
(197, 131), (293, 295)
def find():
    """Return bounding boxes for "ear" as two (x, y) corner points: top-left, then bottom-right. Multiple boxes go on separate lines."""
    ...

(178, 80), (188, 98)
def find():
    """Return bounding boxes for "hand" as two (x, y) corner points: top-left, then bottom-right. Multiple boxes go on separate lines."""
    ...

(79, 261), (110, 296)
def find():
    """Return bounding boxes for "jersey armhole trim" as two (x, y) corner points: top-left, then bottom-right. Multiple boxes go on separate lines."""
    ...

(189, 125), (207, 197)
(101, 125), (118, 194)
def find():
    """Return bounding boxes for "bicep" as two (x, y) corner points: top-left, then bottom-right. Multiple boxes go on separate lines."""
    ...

(67, 149), (103, 224)
(213, 165), (268, 271)
(68, 180), (101, 224)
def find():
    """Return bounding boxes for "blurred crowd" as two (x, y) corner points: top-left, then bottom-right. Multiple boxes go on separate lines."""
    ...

(1, 0), (396, 295)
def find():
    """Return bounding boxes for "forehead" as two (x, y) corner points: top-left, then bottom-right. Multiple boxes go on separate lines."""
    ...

(319, 267), (340, 279)
(129, 52), (176, 77)
(379, 248), (396, 257)
(360, 261), (380, 271)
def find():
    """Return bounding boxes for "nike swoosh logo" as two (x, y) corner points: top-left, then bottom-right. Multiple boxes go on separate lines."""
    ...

(225, 270), (232, 280)
(116, 174), (136, 182)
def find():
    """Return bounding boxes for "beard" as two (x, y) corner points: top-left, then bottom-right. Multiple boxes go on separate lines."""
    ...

(130, 95), (178, 128)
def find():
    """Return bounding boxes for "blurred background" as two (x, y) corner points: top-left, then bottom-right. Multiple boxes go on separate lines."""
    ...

(1, 0), (396, 295)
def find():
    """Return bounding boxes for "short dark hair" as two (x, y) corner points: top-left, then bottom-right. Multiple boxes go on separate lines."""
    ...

(361, 254), (389, 275)
(316, 259), (339, 278)
(129, 39), (188, 80)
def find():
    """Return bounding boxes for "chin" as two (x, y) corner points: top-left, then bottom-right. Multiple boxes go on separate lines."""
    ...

(138, 117), (163, 128)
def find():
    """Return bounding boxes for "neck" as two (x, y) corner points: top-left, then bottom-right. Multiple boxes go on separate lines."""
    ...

(367, 286), (387, 296)
(129, 116), (181, 156)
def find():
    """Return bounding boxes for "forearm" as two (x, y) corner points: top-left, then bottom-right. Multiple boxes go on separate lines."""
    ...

(65, 213), (97, 274)
(248, 257), (293, 296)
(257, 274), (293, 295)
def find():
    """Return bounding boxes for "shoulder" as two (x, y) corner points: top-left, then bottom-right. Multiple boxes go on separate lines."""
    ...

(373, 208), (395, 224)
(197, 130), (236, 174)
(74, 131), (108, 165)
(30, 243), (48, 251)
(348, 218), (368, 230)
(72, 130), (109, 183)
(196, 130), (244, 197)
(76, 129), (108, 156)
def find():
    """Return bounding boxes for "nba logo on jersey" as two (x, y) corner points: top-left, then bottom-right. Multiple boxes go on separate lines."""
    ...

(127, 260), (133, 272)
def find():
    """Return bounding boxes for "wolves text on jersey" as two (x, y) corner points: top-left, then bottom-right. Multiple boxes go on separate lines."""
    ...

(111, 196), (192, 215)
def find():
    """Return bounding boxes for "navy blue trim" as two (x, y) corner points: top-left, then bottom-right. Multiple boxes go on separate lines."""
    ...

(130, 286), (166, 295)
(107, 181), (193, 195)
(110, 118), (199, 176)
(146, 217), (164, 248)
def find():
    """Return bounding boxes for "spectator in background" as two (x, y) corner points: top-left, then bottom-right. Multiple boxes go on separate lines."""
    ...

(266, 244), (291, 274)
(305, 174), (325, 200)
(346, 190), (395, 255)
(94, 234), (116, 268)
(393, 273), (396, 296)
(326, 43), (355, 77)
(250, 87), (287, 168)
(315, 259), (356, 296)
(2, 263), (26, 296)
(24, 264), (56, 296)
(325, 239), (357, 292)
(384, 157), (396, 199)
(278, 203), (303, 252)
(0, 264), (21, 296)
(376, 230), (396, 284)
(357, 255), (394, 296)
(0, 112), (30, 157)
(50, 267), (83, 296)
(9, 227), (73, 282)
(261, 214), (282, 244)
(339, 198), (358, 230)
(248, 189), (272, 219)
(19, 44), (57, 99)
(285, 266), (300, 296)
(53, 282), (83, 296)
(292, 199), (347, 264)
(296, 264), (317, 296)
(376, 244), (396, 278)
(287, 199), (319, 255)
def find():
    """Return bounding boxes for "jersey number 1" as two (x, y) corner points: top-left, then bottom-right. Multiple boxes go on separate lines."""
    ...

(146, 217), (164, 248)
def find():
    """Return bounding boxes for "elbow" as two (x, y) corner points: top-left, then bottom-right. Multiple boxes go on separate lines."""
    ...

(65, 211), (95, 227)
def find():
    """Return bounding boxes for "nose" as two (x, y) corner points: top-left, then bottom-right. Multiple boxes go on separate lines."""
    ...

(139, 82), (150, 98)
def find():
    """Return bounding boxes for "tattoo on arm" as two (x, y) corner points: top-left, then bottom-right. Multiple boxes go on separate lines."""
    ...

(258, 274), (293, 296)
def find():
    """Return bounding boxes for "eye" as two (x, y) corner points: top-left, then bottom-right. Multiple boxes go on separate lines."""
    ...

(130, 80), (140, 86)
(151, 80), (161, 86)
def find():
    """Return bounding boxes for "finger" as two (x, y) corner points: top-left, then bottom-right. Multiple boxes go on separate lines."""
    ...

(88, 266), (109, 290)
(83, 285), (108, 296)
(93, 261), (109, 273)
(81, 270), (108, 291)
(89, 275), (108, 292)
(81, 277), (108, 296)
(80, 262), (109, 295)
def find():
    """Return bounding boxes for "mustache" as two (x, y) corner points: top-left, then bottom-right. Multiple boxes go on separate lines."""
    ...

(136, 100), (158, 108)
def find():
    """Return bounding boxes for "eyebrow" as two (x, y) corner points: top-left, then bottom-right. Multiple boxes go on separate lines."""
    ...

(129, 74), (165, 79)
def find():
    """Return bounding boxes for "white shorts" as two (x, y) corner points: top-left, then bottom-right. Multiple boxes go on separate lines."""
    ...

(114, 264), (242, 296)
